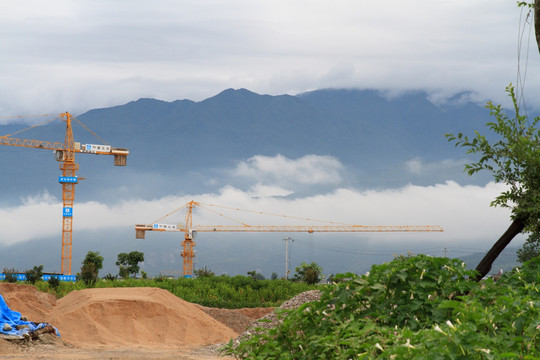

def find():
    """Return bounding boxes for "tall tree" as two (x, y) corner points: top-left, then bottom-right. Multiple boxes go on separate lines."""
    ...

(447, 85), (540, 280)
(116, 251), (145, 278)
(82, 251), (104, 273)
(81, 251), (104, 286)
(25, 265), (44, 285)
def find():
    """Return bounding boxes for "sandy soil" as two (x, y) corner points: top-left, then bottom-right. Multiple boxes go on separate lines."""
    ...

(0, 283), (274, 359)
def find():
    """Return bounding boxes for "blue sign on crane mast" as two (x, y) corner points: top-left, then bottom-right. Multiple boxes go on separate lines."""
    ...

(59, 176), (78, 183)
(63, 207), (73, 217)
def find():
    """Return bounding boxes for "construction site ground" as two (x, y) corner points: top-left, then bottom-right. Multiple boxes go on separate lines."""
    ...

(0, 283), (276, 360)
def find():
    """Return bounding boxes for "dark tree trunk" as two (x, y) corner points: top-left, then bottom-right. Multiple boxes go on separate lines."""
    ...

(474, 217), (525, 281)
(536, 0), (540, 53)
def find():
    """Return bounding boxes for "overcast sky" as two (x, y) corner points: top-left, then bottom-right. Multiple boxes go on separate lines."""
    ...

(1, 0), (539, 116)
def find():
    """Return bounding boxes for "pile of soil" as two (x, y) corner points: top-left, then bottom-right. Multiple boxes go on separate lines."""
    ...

(0, 283), (56, 323)
(48, 287), (239, 347)
(0, 283), (273, 359)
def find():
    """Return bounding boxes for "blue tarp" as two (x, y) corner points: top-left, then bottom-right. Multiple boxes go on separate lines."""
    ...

(0, 294), (59, 337)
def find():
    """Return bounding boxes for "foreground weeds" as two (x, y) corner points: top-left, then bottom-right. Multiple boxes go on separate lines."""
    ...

(223, 254), (540, 359)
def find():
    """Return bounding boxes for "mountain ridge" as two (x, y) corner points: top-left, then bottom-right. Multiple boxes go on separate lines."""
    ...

(0, 87), (498, 203)
(0, 87), (521, 277)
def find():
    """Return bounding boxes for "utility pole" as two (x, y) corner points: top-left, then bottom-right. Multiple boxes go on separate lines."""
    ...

(283, 236), (294, 280)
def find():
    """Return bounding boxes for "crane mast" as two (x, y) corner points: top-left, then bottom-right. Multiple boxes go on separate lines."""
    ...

(0, 112), (129, 275)
(183, 200), (196, 277)
(59, 112), (78, 275)
(135, 200), (444, 278)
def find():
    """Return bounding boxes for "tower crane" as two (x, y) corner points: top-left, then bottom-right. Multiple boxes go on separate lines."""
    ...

(135, 200), (444, 277)
(0, 112), (129, 275)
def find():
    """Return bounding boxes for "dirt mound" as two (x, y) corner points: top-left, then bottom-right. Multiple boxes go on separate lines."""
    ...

(45, 287), (238, 348)
(0, 283), (56, 323)
(196, 305), (274, 334)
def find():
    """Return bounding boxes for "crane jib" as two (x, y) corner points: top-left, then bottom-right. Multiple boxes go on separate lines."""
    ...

(142, 224), (444, 233)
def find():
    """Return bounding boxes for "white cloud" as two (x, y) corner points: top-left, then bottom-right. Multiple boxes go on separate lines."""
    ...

(247, 184), (294, 198)
(405, 158), (467, 176)
(0, 179), (515, 251)
(0, 192), (61, 245)
(233, 154), (344, 188)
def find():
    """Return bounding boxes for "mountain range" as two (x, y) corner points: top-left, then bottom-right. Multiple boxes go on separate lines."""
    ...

(0, 88), (520, 277)
(1, 88), (497, 203)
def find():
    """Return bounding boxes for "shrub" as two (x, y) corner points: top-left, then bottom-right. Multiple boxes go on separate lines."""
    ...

(25, 265), (44, 285)
(3, 267), (18, 283)
(47, 276), (60, 291)
(223, 255), (540, 359)
(80, 262), (98, 287)
(194, 266), (215, 277)
(103, 273), (116, 281)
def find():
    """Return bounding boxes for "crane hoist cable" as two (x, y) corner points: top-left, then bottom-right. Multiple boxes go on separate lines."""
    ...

(197, 202), (358, 226)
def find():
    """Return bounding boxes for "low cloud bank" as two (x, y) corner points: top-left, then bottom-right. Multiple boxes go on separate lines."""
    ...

(0, 180), (512, 249)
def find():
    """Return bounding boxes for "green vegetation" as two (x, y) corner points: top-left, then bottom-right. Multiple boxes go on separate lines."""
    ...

(293, 262), (323, 285)
(518, 232), (540, 263)
(80, 262), (98, 287)
(193, 266), (215, 278)
(247, 270), (265, 280)
(32, 275), (316, 308)
(80, 251), (105, 287)
(116, 251), (144, 279)
(25, 265), (43, 285)
(223, 254), (540, 359)
(82, 251), (104, 273)
(2, 267), (17, 283)
(47, 276), (60, 292)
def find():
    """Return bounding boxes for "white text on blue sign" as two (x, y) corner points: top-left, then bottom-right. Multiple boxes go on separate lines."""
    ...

(59, 176), (78, 183)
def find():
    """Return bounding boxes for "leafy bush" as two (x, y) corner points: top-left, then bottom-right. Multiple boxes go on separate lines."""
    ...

(47, 276), (60, 292)
(103, 273), (116, 281)
(194, 266), (215, 277)
(3, 268), (18, 283)
(80, 262), (98, 287)
(25, 265), (44, 285)
(223, 254), (540, 359)
(293, 262), (323, 284)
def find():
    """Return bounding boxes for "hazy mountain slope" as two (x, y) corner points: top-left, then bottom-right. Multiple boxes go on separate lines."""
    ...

(0, 88), (498, 204)
(0, 88), (512, 277)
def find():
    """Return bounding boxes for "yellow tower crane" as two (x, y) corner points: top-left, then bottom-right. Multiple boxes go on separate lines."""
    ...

(135, 200), (444, 277)
(0, 112), (129, 275)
